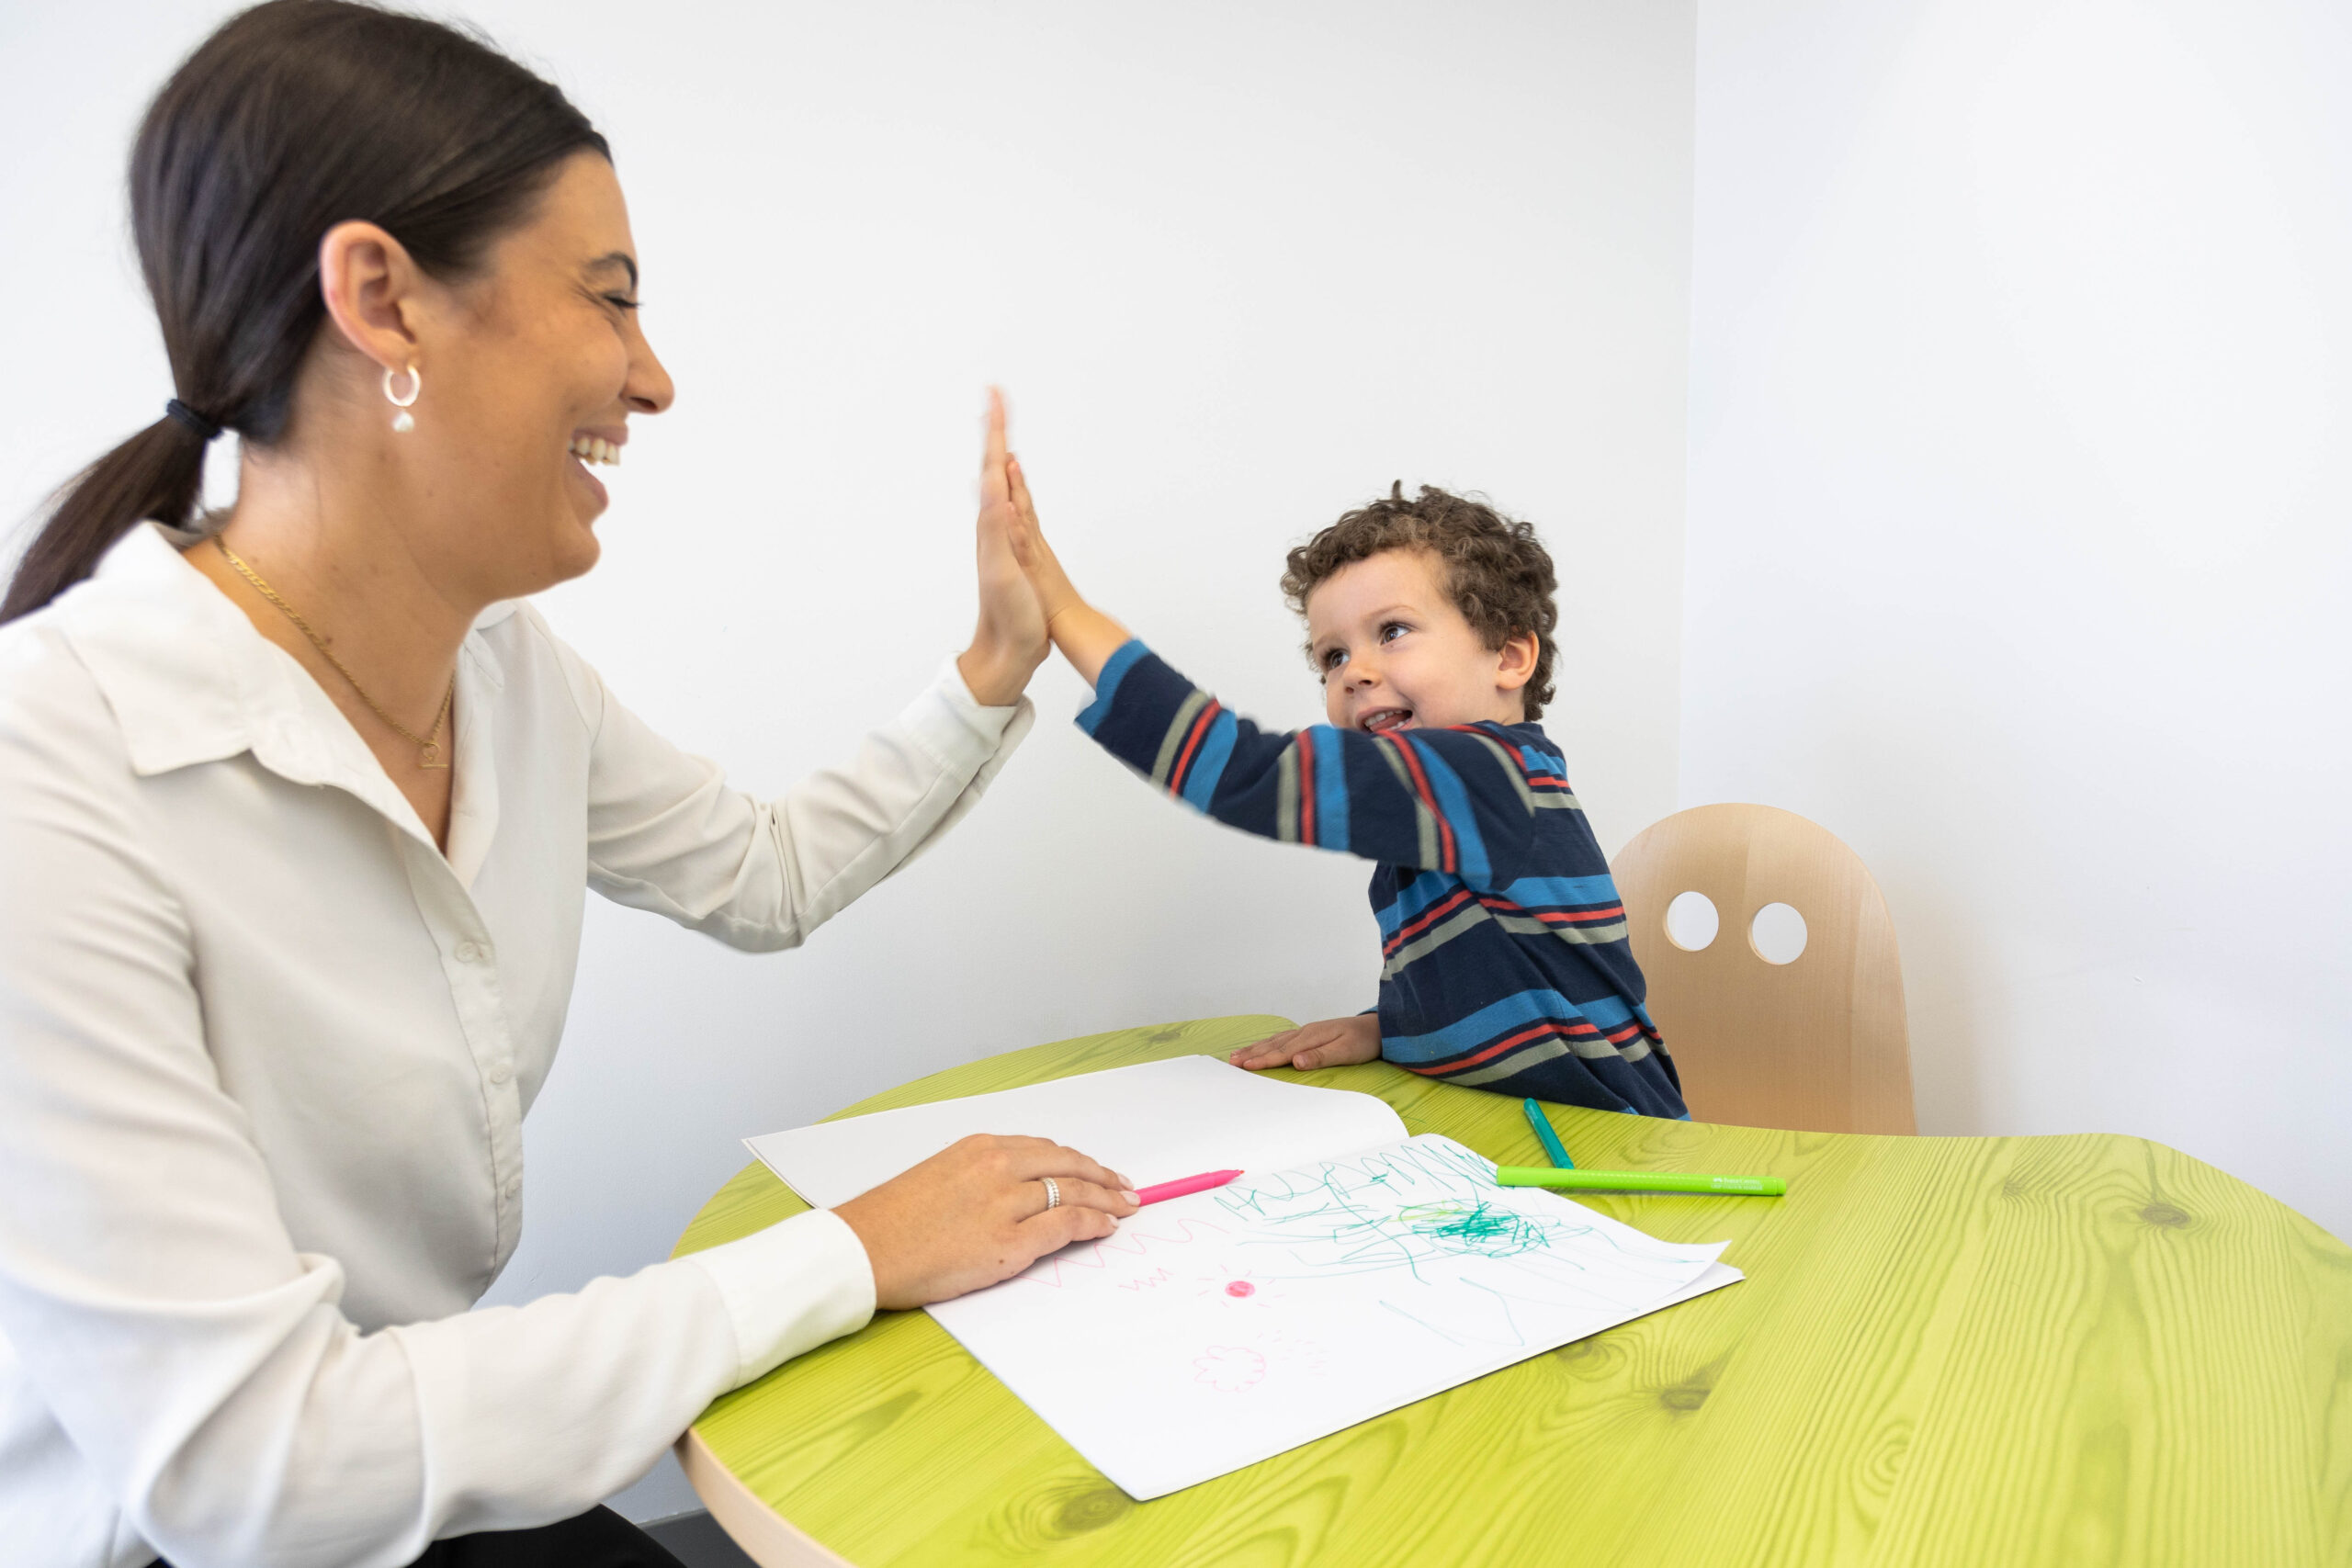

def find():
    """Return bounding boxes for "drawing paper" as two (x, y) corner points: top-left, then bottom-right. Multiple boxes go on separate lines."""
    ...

(747, 1065), (1739, 1498)
(746, 1055), (1409, 1208)
(931, 1134), (1738, 1498)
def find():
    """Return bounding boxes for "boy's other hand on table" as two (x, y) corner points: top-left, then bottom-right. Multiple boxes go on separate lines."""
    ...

(1230, 1013), (1382, 1073)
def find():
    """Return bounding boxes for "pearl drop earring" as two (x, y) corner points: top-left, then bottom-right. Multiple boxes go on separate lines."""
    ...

(384, 363), (422, 433)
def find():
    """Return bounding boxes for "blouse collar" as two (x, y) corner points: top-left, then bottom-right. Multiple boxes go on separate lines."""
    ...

(50, 523), (509, 861)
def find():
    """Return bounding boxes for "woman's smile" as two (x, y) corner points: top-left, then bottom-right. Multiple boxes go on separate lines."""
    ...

(565, 424), (626, 508)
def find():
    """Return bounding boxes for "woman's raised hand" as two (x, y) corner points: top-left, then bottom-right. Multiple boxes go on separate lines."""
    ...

(955, 389), (1050, 705)
(831, 1134), (1140, 1310)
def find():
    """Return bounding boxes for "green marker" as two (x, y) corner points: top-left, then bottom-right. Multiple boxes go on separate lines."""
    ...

(1496, 1166), (1786, 1196)
(1521, 1099), (1574, 1168)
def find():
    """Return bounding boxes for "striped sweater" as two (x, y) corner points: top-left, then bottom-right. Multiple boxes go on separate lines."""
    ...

(1077, 641), (1687, 1117)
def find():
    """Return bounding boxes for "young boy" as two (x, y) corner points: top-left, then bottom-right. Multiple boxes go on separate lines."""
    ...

(1006, 464), (1686, 1117)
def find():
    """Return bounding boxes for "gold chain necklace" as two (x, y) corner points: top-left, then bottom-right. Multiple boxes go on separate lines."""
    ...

(213, 536), (454, 770)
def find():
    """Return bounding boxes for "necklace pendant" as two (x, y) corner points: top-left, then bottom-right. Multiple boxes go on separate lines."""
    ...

(419, 741), (447, 770)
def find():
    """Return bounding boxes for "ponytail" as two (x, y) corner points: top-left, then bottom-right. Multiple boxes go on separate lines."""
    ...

(1, 415), (213, 622)
(2, 0), (606, 625)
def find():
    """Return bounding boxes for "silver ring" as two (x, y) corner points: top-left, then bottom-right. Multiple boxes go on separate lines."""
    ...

(1041, 1176), (1061, 1212)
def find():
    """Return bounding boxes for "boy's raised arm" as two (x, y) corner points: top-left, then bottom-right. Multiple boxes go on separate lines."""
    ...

(1002, 459), (1547, 886)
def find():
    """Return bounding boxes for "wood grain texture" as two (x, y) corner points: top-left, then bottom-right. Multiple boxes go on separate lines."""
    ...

(675, 1016), (2352, 1567)
(1614, 804), (1917, 1134)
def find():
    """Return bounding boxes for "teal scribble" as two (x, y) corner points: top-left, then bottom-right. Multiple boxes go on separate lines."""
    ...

(1396, 1199), (1555, 1257)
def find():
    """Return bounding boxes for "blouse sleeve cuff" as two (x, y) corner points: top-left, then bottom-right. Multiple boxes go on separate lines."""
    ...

(898, 656), (1037, 775)
(681, 1208), (878, 1386)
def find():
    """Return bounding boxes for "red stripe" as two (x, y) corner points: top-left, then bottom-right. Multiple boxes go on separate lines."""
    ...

(1296, 733), (1316, 843)
(1384, 736), (1456, 871)
(1413, 1018), (1603, 1077)
(1168, 703), (1220, 795)
(1475, 896), (1623, 927)
(1383, 889), (1477, 955)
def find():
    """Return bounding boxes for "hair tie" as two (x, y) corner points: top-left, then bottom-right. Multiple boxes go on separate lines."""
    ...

(164, 399), (223, 443)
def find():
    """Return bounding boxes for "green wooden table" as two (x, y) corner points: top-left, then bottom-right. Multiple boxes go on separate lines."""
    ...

(673, 1017), (2351, 1567)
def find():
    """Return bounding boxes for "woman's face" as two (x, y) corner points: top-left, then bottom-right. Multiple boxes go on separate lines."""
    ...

(398, 151), (673, 603)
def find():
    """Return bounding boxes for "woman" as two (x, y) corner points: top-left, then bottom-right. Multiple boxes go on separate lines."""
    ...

(0, 5), (1138, 1564)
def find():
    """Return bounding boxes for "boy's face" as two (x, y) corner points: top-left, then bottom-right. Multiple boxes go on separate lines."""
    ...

(1305, 547), (1537, 733)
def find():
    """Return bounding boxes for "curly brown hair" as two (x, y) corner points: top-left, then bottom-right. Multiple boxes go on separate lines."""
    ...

(1280, 484), (1560, 720)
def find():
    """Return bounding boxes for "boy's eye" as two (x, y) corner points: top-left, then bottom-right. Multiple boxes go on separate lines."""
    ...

(1380, 622), (1408, 643)
(1320, 649), (1346, 671)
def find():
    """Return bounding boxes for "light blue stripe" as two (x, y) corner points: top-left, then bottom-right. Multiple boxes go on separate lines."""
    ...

(1376, 869), (1464, 936)
(1308, 727), (1351, 852)
(1179, 709), (1238, 810)
(1386, 988), (1600, 1064)
(1074, 640), (1150, 736)
(1501, 874), (1623, 909)
(1578, 993), (1637, 1031)
(1409, 739), (1487, 884)
(1518, 744), (1566, 774)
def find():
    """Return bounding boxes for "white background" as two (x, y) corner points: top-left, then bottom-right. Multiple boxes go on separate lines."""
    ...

(4, 0), (2343, 1530)
(1, 0), (1696, 1520)
(1684, 0), (2349, 1254)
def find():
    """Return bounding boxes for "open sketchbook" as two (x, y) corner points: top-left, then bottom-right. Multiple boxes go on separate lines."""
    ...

(747, 1055), (1740, 1499)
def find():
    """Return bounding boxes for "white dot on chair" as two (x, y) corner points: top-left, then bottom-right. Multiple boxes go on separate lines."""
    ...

(1664, 891), (1719, 951)
(1749, 902), (1808, 964)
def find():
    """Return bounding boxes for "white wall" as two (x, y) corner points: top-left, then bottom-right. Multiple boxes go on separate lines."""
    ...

(1685, 0), (2351, 1242)
(1, 1), (1697, 1519)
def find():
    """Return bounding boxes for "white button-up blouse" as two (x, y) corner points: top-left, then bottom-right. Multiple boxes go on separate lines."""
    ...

(0, 524), (1035, 1567)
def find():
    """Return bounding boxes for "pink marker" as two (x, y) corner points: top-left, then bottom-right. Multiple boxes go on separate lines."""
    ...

(1133, 1168), (1243, 1206)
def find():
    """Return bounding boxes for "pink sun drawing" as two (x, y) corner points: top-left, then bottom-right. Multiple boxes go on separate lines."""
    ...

(1192, 1346), (1267, 1393)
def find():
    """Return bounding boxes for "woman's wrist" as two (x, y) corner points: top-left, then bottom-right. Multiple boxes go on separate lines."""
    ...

(956, 638), (1045, 707)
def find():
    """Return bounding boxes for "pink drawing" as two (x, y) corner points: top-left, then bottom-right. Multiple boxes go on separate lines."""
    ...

(1193, 1346), (1267, 1393)
(1197, 1264), (1278, 1305)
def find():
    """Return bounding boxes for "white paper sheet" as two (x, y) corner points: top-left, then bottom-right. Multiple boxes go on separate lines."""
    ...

(927, 1133), (1740, 1499)
(745, 1055), (1409, 1208)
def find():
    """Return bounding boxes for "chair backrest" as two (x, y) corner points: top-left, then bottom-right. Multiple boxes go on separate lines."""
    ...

(1611, 803), (1916, 1134)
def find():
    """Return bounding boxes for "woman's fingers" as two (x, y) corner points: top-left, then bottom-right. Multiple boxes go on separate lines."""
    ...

(1023, 1174), (1137, 1220)
(984, 1134), (1133, 1199)
(1017, 1203), (1120, 1256)
(979, 387), (1011, 506)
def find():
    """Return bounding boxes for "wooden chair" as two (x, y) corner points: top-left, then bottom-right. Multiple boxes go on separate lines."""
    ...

(1611, 804), (1916, 1134)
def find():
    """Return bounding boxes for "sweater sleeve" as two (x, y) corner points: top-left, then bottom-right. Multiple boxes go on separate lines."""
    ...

(1075, 641), (1545, 887)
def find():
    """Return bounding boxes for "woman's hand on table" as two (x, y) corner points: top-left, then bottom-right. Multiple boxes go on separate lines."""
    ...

(832, 1134), (1141, 1310)
(1230, 1013), (1382, 1072)
(956, 389), (1050, 706)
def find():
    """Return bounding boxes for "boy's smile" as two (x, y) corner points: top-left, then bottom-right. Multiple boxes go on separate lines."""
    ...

(1305, 547), (1538, 733)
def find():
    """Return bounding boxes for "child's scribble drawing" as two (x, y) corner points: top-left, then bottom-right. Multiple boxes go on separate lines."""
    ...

(924, 1134), (1736, 1500)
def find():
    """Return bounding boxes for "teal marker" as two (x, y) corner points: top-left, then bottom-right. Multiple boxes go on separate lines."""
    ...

(1521, 1099), (1574, 1168)
(1496, 1166), (1786, 1196)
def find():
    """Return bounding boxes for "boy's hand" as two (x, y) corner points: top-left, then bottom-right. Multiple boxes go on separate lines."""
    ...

(956, 389), (1050, 706)
(1229, 1013), (1382, 1073)
(1003, 453), (1131, 685)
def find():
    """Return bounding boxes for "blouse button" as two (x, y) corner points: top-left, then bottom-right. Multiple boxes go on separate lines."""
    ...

(489, 1065), (512, 1086)
(454, 941), (483, 963)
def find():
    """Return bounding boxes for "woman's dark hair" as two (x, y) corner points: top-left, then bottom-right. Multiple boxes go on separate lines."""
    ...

(1, 0), (607, 622)
(1282, 483), (1562, 720)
